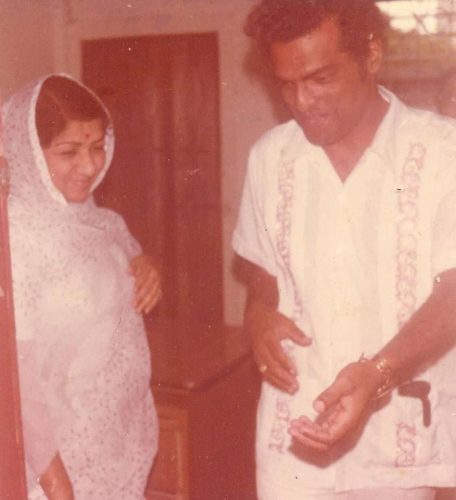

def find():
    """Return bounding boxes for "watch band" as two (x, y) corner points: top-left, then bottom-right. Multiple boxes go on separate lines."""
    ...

(359, 354), (393, 400)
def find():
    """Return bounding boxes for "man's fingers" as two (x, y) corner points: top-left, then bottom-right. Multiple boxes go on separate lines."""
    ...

(264, 368), (299, 394)
(290, 426), (332, 446)
(313, 377), (352, 414)
(273, 342), (298, 375)
(255, 338), (300, 392)
(289, 415), (313, 428)
(256, 350), (299, 393)
(275, 312), (312, 348)
(286, 324), (312, 347)
(249, 309), (308, 393)
(289, 425), (331, 451)
(289, 414), (344, 447)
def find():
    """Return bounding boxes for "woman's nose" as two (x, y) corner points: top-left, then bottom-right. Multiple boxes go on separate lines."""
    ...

(77, 150), (100, 176)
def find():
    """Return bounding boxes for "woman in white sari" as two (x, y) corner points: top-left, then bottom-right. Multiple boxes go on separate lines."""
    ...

(3, 74), (159, 499)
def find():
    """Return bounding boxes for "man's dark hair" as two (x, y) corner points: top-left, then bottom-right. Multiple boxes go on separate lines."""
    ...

(245, 0), (389, 64)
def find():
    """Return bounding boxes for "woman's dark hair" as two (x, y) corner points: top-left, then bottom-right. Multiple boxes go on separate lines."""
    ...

(245, 0), (389, 65)
(36, 76), (110, 147)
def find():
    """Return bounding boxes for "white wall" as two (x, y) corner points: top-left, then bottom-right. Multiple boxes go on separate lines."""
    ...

(0, 0), (56, 98)
(2, 0), (282, 325)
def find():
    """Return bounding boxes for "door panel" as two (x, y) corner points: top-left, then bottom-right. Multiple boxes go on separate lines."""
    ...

(82, 33), (222, 322)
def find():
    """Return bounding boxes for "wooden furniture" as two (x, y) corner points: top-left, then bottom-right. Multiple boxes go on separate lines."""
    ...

(144, 319), (260, 500)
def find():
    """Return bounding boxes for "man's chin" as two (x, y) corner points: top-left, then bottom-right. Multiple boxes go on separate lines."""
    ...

(301, 130), (334, 146)
(298, 122), (341, 147)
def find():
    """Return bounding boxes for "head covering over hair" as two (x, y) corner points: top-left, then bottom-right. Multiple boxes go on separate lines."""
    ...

(2, 73), (114, 208)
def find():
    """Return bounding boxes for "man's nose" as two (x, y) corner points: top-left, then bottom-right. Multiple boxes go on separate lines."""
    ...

(294, 81), (316, 113)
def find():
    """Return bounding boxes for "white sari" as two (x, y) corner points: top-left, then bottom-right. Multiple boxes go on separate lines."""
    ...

(3, 75), (158, 499)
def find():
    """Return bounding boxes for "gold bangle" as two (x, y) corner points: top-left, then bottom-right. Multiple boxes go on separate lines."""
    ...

(359, 354), (393, 400)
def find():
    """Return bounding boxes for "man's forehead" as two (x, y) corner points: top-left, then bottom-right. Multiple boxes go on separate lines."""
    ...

(271, 18), (343, 53)
(270, 18), (346, 68)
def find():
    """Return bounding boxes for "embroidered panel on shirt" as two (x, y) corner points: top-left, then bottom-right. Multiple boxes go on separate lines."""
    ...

(267, 149), (303, 454)
(394, 142), (426, 467)
(396, 422), (417, 467)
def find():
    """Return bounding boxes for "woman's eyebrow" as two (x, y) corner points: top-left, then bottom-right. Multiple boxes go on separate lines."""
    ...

(52, 135), (105, 147)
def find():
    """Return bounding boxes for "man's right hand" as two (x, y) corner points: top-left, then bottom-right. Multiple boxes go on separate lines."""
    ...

(245, 299), (312, 394)
(236, 257), (312, 393)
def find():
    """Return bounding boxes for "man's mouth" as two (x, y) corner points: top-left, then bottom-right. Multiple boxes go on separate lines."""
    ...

(302, 111), (331, 125)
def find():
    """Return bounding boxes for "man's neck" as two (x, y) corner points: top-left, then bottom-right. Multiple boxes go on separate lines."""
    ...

(324, 88), (389, 183)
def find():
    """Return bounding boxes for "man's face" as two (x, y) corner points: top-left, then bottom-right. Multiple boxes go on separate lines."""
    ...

(270, 18), (379, 146)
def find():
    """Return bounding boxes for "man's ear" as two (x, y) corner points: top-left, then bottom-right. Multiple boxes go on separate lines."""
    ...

(366, 38), (383, 76)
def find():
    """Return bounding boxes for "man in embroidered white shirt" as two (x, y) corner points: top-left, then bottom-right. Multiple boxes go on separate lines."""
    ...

(233, 1), (456, 499)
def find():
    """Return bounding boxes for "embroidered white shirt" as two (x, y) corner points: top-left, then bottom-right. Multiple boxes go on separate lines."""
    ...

(233, 87), (456, 494)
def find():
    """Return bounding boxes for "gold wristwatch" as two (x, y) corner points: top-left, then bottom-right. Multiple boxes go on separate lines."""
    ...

(359, 354), (393, 400)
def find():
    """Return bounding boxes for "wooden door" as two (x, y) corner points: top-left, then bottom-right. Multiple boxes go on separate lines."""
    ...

(82, 33), (222, 323)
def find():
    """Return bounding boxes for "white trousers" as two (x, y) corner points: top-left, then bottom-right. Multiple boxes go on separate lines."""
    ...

(310, 488), (435, 500)
(257, 479), (436, 500)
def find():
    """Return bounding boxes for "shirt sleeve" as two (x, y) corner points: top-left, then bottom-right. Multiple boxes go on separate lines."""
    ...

(431, 127), (456, 277)
(232, 145), (278, 277)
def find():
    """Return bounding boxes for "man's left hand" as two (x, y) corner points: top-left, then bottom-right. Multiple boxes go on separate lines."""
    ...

(288, 361), (381, 451)
(130, 254), (162, 314)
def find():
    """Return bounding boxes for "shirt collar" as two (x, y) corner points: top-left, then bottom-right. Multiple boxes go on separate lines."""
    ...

(284, 86), (409, 174)
(366, 85), (409, 172)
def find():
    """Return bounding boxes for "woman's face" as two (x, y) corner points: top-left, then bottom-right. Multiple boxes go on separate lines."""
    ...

(42, 119), (106, 203)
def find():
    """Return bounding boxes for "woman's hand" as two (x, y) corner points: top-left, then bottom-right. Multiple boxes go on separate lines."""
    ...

(39, 453), (74, 500)
(130, 253), (162, 314)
